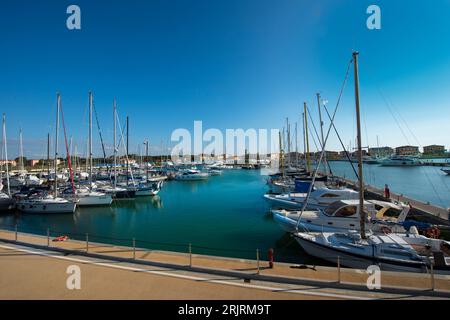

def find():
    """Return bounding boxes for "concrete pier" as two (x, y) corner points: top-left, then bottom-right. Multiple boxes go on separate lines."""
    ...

(1, 230), (449, 299)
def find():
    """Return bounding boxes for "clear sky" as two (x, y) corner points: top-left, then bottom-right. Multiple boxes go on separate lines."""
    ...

(1, 0), (450, 158)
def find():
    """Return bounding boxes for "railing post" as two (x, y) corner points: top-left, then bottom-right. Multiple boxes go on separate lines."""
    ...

(133, 238), (136, 260)
(14, 224), (18, 241)
(86, 233), (89, 252)
(337, 256), (341, 284)
(431, 263), (435, 291)
(47, 228), (50, 247)
(189, 243), (192, 267)
(256, 249), (260, 275)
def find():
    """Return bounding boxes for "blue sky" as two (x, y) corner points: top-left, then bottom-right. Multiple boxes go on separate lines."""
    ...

(1, 0), (450, 158)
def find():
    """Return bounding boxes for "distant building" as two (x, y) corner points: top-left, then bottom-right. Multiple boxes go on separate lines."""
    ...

(423, 145), (445, 155)
(369, 147), (394, 157)
(27, 159), (40, 167)
(0, 160), (17, 167)
(395, 145), (419, 156)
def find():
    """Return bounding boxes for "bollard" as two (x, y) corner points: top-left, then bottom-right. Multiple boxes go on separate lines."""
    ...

(86, 233), (89, 252)
(47, 228), (50, 247)
(256, 249), (260, 275)
(337, 256), (341, 284)
(189, 243), (192, 267)
(133, 238), (136, 260)
(431, 263), (435, 291)
(14, 224), (17, 241)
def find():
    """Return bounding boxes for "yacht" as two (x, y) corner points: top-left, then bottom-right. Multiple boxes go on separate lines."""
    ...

(272, 199), (410, 233)
(379, 156), (421, 166)
(0, 192), (15, 211)
(175, 169), (209, 181)
(441, 168), (450, 175)
(264, 187), (359, 209)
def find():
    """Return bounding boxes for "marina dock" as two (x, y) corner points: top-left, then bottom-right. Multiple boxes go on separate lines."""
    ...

(1, 229), (449, 299)
(334, 176), (450, 224)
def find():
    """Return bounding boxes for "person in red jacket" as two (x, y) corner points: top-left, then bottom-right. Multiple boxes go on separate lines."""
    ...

(384, 184), (391, 199)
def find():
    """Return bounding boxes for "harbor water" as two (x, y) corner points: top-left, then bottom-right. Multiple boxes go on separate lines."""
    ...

(327, 161), (450, 209)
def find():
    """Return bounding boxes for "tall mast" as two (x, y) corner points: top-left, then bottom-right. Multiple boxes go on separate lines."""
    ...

(295, 122), (298, 166)
(145, 140), (149, 183)
(126, 115), (129, 186)
(303, 102), (311, 173)
(316, 93), (327, 174)
(55, 93), (60, 198)
(113, 98), (117, 189)
(302, 112), (306, 166)
(19, 128), (24, 172)
(47, 133), (50, 177)
(89, 91), (93, 190)
(2, 114), (10, 196)
(353, 51), (366, 239)
(278, 131), (284, 176)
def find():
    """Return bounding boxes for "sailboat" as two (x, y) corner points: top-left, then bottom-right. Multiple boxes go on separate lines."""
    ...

(293, 52), (432, 273)
(99, 98), (136, 200)
(72, 92), (112, 207)
(16, 93), (76, 214)
(0, 114), (15, 212)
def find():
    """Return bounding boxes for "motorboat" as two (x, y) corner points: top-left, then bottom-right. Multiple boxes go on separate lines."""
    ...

(175, 169), (209, 181)
(133, 181), (163, 196)
(379, 156), (421, 166)
(440, 168), (450, 175)
(272, 199), (410, 234)
(264, 187), (359, 209)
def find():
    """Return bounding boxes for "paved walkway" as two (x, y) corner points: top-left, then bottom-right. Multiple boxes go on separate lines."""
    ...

(1, 230), (449, 299)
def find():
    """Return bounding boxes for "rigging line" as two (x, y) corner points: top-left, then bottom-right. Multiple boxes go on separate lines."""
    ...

(386, 94), (421, 147)
(295, 57), (353, 231)
(378, 89), (411, 145)
(323, 105), (359, 180)
(116, 112), (135, 185)
(379, 88), (446, 207)
(306, 105), (333, 176)
(59, 102), (76, 196)
(92, 102), (110, 175)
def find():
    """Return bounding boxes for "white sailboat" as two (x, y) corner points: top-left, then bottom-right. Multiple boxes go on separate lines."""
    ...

(0, 114), (15, 212)
(17, 93), (76, 214)
(74, 92), (112, 207)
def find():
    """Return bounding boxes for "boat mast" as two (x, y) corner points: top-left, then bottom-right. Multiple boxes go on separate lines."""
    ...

(19, 128), (24, 172)
(317, 93), (327, 175)
(89, 91), (93, 190)
(55, 93), (60, 198)
(278, 131), (284, 176)
(113, 98), (117, 189)
(2, 114), (11, 196)
(145, 140), (149, 183)
(303, 102), (311, 173)
(353, 51), (366, 239)
(47, 133), (50, 177)
(295, 122), (298, 166)
(126, 116), (129, 186)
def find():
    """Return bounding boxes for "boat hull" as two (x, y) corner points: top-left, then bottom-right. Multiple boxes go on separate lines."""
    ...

(17, 201), (76, 214)
(294, 234), (427, 273)
(77, 194), (113, 206)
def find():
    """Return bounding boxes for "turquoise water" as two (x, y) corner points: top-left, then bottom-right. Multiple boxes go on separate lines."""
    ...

(1, 164), (448, 264)
(0, 170), (309, 263)
(327, 161), (450, 208)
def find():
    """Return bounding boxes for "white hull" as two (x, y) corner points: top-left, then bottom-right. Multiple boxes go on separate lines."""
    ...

(77, 193), (113, 206)
(17, 200), (76, 214)
(294, 234), (426, 273)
